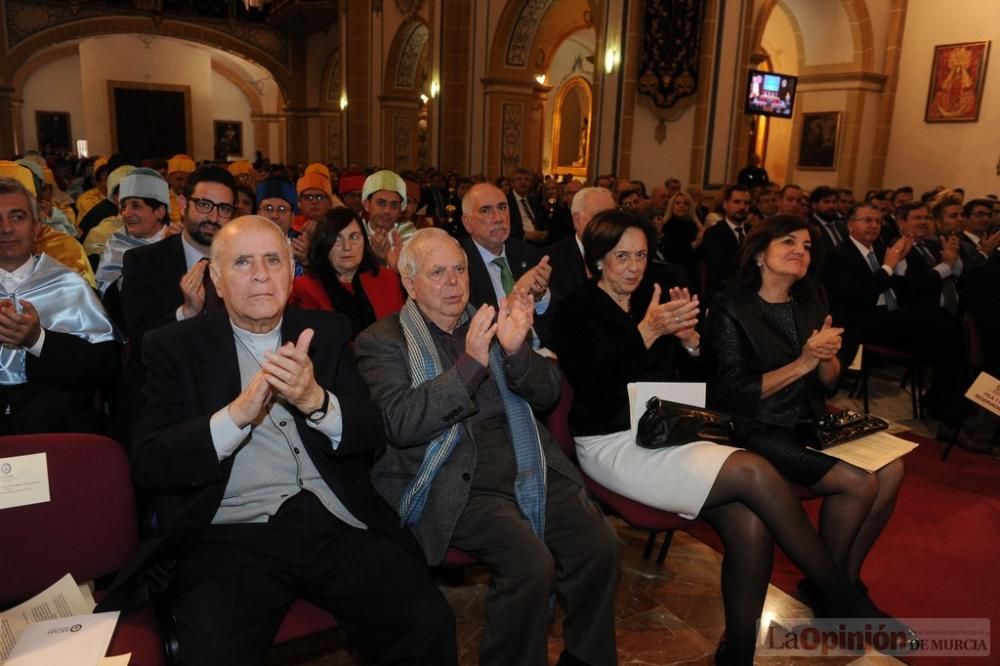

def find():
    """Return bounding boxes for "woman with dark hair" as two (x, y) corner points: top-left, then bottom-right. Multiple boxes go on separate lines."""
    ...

(552, 209), (889, 665)
(703, 215), (905, 612)
(290, 207), (405, 338)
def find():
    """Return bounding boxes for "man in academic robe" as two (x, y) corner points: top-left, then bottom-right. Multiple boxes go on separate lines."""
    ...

(0, 176), (121, 435)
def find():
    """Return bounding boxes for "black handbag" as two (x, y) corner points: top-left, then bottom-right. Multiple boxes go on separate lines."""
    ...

(636, 397), (735, 449)
(793, 410), (889, 450)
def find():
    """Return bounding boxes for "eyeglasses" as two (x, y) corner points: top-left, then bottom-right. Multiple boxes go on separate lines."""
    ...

(333, 232), (364, 247)
(301, 193), (328, 202)
(260, 204), (291, 216)
(188, 197), (235, 219)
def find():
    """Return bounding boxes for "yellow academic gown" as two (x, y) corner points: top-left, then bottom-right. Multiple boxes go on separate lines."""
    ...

(35, 225), (97, 289)
(76, 187), (104, 222)
(169, 190), (182, 225)
(83, 215), (124, 257)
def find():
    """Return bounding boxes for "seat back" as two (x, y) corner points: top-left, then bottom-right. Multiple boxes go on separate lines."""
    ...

(544, 366), (577, 464)
(0, 433), (138, 605)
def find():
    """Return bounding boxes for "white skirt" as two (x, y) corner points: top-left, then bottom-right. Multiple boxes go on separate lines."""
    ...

(574, 430), (741, 519)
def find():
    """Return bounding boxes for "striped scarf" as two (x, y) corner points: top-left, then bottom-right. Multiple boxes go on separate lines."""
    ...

(397, 298), (547, 538)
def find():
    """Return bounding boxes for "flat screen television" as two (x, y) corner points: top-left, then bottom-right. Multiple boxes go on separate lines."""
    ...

(744, 69), (797, 118)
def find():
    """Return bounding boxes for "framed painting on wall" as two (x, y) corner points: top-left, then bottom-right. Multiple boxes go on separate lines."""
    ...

(797, 111), (841, 170)
(35, 111), (72, 151)
(214, 120), (243, 158)
(924, 41), (990, 122)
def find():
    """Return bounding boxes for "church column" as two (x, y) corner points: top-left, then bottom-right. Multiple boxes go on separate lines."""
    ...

(0, 88), (18, 157)
(438, 0), (472, 174)
(344, 0), (372, 166)
(283, 39), (310, 164)
(482, 79), (549, 180)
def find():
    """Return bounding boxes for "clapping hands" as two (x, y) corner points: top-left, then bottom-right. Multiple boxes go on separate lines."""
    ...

(801, 315), (843, 370)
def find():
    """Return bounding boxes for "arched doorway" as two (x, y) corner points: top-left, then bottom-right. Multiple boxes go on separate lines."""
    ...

(550, 77), (592, 177)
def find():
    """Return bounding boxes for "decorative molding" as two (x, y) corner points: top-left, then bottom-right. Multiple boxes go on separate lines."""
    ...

(506, 0), (555, 68)
(395, 22), (429, 89)
(324, 115), (342, 165)
(324, 51), (341, 103)
(3, 1), (290, 67)
(797, 70), (888, 90)
(501, 102), (523, 174)
(393, 115), (412, 172)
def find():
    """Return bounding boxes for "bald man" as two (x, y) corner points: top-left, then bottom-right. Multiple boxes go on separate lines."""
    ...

(101, 216), (456, 666)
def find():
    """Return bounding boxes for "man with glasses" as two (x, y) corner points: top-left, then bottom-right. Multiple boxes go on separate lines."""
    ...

(256, 176), (307, 276)
(825, 203), (974, 448)
(121, 165), (238, 362)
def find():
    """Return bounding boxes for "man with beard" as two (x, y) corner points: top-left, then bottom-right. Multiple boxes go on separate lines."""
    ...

(810, 185), (846, 270)
(699, 184), (750, 304)
(362, 169), (417, 270)
(121, 165), (238, 360)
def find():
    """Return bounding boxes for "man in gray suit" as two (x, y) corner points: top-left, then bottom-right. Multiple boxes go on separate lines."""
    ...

(355, 228), (619, 666)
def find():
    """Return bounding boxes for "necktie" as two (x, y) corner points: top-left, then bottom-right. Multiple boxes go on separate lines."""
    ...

(865, 251), (897, 310)
(735, 225), (745, 243)
(915, 242), (936, 265)
(915, 243), (959, 314)
(520, 196), (536, 223)
(827, 223), (843, 246)
(492, 257), (515, 295)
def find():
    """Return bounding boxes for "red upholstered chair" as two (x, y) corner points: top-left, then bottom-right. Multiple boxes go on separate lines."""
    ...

(544, 371), (700, 565)
(0, 433), (166, 666)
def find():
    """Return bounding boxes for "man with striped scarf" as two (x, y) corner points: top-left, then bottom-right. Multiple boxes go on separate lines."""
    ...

(356, 227), (620, 666)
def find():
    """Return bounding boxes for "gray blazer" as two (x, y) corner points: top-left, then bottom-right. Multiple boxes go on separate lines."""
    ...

(355, 313), (582, 564)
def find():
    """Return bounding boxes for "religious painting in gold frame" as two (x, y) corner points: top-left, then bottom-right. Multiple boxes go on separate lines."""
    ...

(550, 76), (592, 178)
(797, 111), (841, 170)
(924, 41), (990, 123)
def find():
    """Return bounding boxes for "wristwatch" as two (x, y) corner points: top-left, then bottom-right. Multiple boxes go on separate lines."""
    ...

(307, 390), (330, 423)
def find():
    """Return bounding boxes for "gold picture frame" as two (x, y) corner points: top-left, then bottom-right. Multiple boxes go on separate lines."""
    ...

(924, 41), (990, 123)
(797, 111), (841, 170)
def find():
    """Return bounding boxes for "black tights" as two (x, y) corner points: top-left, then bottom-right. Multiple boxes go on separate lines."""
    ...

(700, 451), (873, 664)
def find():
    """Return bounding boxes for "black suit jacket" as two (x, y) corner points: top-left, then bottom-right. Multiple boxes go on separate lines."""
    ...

(547, 235), (587, 312)
(960, 250), (1000, 374)
(461, 235), (550, 343)
(823, 240), (901, 362)
(120, 233), (188, 358)
(699, 220), (742, 303)
(506, 192), (545, 241)
(897, 238), (951, 314)
(0, 330), (120, 435)
(99, 308), (412, 611)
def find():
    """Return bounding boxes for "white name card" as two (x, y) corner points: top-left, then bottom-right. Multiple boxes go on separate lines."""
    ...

(0, 453), (49, 510)
(964, 371), (1000, 417)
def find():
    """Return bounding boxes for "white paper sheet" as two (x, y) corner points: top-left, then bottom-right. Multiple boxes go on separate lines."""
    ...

(964, 371), (1000, 417)
(4, 612), (118, 666)
(810, 431), (919, 472)
(99, 654), (131, 666)
(0, 574), (95, 662)
(627, 382), (707, 441)
(0, 453), (49, 511)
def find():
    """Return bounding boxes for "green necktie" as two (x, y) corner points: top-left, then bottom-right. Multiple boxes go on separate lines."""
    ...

(492, 257), (515, 295)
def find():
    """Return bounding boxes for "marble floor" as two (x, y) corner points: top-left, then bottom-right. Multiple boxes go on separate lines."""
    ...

(266, 368), (991, 665)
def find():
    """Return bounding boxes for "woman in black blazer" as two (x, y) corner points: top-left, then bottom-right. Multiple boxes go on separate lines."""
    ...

(704, 215), (905, 613)
(552, 210), (884, 665)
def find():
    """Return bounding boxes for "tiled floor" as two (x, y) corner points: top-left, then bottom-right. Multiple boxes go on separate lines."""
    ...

(266, 368), (995, 665)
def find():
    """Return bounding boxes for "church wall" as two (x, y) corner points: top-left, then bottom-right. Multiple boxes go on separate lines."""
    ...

(20, 52), (85, 153)
(628, 104), (696, 190)
(884, 0), (1000, 194)
(78, 35), (214, 159)
(209, 69), (255, 160)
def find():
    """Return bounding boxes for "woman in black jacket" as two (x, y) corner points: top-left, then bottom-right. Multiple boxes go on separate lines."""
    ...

(704, 215), (904, 610)
(552, 209), (885, 665)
